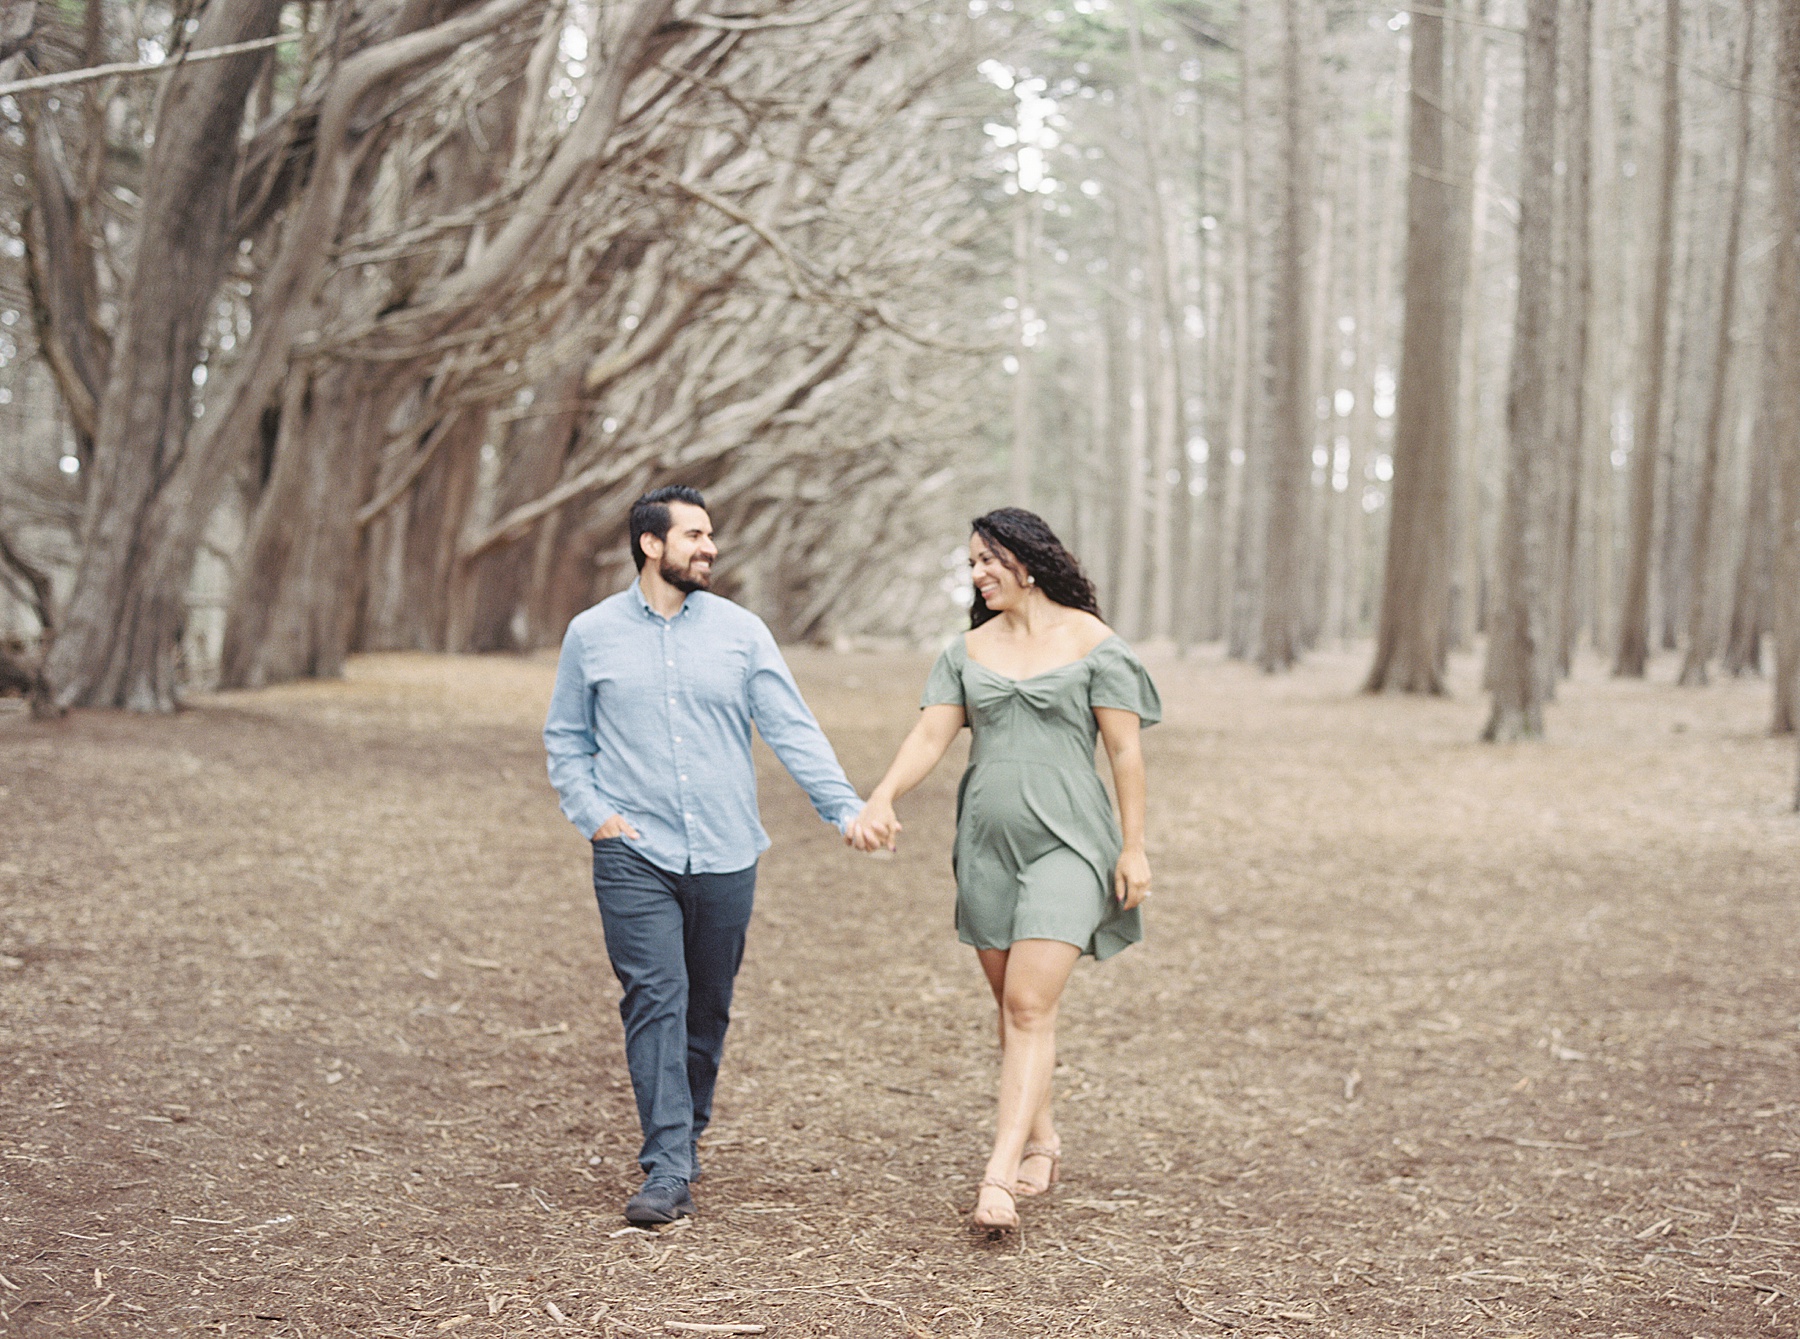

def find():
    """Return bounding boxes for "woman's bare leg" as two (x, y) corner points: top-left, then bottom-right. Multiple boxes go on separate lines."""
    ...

(977, 947), (1062, 1183)
(972, 940), (1081, 1223)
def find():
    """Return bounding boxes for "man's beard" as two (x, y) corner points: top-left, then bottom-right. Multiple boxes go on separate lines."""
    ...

(661, 557), (712, 593)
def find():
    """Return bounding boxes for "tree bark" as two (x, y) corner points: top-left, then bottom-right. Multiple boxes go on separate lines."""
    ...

(1125, 6), (1183, 644)
(1676, 0), (1755, 686)
(220, 365), (394, 687)
(467, 367), (586, 651)
(1554, 0), (1596, 675)
(41, 0), (284, 710)
(1614, 0), (1681, 677)
(23, 114), (108, 454)
(1722, 414), (1773, 674)
(1482, 0), (1558, 740)
(1366, 3), (1463, 694)
(1227, 1), (1263, 660)
(1257, 0), (1315, 671)
(1449, 14), (1495, 651)
(1010, 204), (1037, 507)
(1767, 0), (1800, 733)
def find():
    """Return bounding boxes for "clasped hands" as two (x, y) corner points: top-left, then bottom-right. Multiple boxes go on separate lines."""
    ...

(844, 796), (900, 853)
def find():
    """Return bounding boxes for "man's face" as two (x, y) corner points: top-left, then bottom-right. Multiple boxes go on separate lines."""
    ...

(648, 502), (717, 592)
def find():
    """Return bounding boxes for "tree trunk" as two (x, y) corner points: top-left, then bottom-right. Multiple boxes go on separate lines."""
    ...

(1658, 148), (1705, 654)
(1228, 2), (1263, 660)
(1676, 0), (1755, 686)
(360, 408), (487, 652)
(1258, 0), (1315, 671)
(1366, 3), (1463, 694)
(1585, 0), (1623, 655)
(1767, 0), (1800, 734)
(23, 114), (107, 454)
(1449, 17), (1496, 652)
(1115, 240), (1151, 639)
(1324, 137), (1371, 645)
(1722, 425), (1773, 674)
(220, 365), (392, 687)
(467, 368), (586, 651)
(1554, 0), (1596, 676)
(42, 0), (284, 710)
(1614, 0), (1681, 677)
(1125, 6), (1184, 643)
(1302, 144), (1338, 650)
(1483, 0), (1559, 740)
(1010, 204), (1037, 506)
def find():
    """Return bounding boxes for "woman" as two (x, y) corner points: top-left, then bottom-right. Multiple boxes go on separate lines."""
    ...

(849, 508), (1160, 1231)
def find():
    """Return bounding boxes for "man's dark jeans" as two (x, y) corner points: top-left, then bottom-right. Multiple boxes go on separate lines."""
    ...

(591, 839), (756, 1184)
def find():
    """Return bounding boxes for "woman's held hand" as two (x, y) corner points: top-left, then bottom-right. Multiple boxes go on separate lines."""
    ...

(1113, 847), (1151, 910)
(846, 797), (902, 852)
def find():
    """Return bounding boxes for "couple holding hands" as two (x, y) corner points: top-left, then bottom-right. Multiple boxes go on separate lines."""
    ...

(544, 487), (1160, 1232)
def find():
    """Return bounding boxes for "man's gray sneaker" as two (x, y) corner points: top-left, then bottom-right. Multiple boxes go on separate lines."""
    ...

(624, 1177), (694, 1226)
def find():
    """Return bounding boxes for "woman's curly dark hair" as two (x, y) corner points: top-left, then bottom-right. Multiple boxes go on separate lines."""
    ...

(968, 508), (1103, 628)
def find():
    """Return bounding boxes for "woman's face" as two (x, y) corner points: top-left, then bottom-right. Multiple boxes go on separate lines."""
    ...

(969, 533), (1030, 612)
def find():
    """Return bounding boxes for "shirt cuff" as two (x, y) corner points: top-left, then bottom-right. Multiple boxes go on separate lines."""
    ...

(569, 799), (609, 841)
(832, 800), (865, 834)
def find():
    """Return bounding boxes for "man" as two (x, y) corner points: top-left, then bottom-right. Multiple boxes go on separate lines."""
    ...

(544, 485), (867, 1225)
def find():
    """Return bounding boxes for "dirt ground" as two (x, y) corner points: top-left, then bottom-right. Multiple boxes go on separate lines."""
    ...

(3, 642), (1798, 1338)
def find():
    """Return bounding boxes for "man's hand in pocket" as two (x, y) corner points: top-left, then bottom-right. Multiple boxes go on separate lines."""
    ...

(593, 814), (642, 841)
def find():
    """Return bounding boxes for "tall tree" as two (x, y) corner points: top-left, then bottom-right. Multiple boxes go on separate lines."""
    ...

(1483, 0), (1559, 739)
(1125, 3), (1184, 643)
(1257, 0), (1315, 670)
(1768, 0), (1800, 733)
(1366, 0), (1464, 693)
(1614, 0), (1681, 677)
(40, 0), (284, 710)
(1554, 0), (1596, 673)
(1676, 0), (1755, 686)
(1010, 204), (1038, 506)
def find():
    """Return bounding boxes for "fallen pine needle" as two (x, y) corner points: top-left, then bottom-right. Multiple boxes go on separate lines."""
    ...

(664, 1325), (766, 1335)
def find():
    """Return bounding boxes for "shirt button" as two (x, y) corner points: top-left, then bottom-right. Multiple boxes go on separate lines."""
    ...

(673, 736), (681, 743)
(680, 774), (688, 782)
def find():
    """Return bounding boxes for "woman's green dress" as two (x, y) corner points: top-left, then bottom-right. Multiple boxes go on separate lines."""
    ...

(921, 634), (1161, 960)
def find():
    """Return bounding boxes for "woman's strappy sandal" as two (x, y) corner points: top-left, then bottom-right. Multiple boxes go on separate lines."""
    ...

(1014, 1141), (1062, 1196)
(971, 1176), (1019, 1232)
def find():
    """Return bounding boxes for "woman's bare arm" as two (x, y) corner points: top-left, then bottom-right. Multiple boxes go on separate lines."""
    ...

(1095, 706), (1150, 908)
(848, 705), (965, 850)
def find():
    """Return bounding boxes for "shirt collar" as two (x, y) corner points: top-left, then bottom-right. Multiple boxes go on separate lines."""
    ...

(632, 578), (694, 622)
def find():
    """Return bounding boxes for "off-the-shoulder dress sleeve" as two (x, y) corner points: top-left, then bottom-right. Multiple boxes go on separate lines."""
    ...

(921, 638), (967, 708)
(1087, 638), (1162, 726)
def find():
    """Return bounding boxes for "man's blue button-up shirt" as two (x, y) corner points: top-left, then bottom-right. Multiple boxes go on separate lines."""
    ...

(544, 582), (863, 874)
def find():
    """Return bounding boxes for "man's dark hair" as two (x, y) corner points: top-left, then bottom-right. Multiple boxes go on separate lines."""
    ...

(629, 485), (708, 570)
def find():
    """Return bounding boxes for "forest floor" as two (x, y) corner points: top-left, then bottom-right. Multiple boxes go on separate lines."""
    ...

(3, 642), (1798, 1339)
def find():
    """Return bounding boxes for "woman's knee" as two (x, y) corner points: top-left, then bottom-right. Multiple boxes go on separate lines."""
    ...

(1001, 987), (1059, 1032)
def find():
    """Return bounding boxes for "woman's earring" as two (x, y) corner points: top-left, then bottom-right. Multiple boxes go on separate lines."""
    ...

(1026, 575), (1036, 586)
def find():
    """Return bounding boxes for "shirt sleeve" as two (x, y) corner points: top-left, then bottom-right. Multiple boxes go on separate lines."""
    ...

(745, 621), (864, 831)
(1088, 640), (1163, 727)
(543, 622), (611, 839)
(920, 642), (965, 708)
